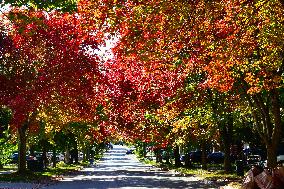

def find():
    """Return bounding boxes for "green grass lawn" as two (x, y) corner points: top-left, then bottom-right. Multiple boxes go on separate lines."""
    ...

(0, 163), (84, 183)
(0, 152), (104, 183)
(140, 157), (243, 188)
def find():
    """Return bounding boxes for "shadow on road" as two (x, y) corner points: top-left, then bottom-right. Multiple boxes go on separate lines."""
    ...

(48, 168), (214, 189)
(42, 145), (219, 189)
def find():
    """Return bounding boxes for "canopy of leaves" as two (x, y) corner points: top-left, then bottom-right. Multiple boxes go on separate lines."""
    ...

(1, 0), (77, 12)
(0, 9), (105, 131)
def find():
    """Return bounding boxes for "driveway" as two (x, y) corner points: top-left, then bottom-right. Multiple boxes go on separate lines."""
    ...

(0, 145), (228, 189)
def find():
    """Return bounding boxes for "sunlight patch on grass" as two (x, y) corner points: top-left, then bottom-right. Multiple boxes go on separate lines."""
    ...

(0, 164), (17, 173)
(176, 167), (242, 180)
(0, 163), (84, 182)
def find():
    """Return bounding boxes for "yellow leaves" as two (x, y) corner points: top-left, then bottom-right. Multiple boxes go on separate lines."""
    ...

(173, 56), (179, 61)
(245, 67), (282, 94)
(172, 117), (191, 133)
(247, 86), (261, 94)
(272, 75), (282, 83)
(38, 111), (48, 119)
(156, 105), (178, 121)
(245, 72), (258, 86)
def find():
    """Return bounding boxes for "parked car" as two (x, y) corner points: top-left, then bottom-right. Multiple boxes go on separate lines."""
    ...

(126, 146), (136, 154)
(10, 152), (29, 163)
(46, 152), (64, 162)
(161, 150), (174, 160)
(55, 153), (65, 162)
(246, 154), (262, 167)
(10, 152), (19, 163)
(189, 151), (202, 163)
(126, 149), (134, 154)
(277, 147), (284, 165)
(243, 147), (266, 161)
(180, 155), (186, 162)
(27, 152), (43, 161)
(207, 152), (224, 164)
(26, 152), (44, 171)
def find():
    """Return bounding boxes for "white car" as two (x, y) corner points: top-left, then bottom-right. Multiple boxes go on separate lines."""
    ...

(57, 153), (65, 162)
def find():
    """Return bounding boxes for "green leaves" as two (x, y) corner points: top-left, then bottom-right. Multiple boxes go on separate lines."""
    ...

(2, 0), (77, 12)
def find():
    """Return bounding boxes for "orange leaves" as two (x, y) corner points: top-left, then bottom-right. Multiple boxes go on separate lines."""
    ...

(245, 69), (283, 94)
(2, 0), (283, 143)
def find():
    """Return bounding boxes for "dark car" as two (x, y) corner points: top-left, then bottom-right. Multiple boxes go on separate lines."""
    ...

(27, 152), (43, 161)
(189, 151), (202, 163)
(26, 152), (44, 171)
(277, 143), (284, 165)
(10, 152), (29, 164)
(10, 152), (19, 163)
(207, 152), (224, 164)
(126, 149), (134, 154)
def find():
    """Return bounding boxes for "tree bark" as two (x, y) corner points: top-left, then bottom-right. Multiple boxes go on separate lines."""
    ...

(165, 151), (170, 164)
(184, 153), (191, 167)
(201, 141), (207, 170)
(268, 89), (282, 167)
(86, 147), (90, 161)
(223, 116), (233, 173)
(18, 124), (28, 174)
(155, 149), (162, 163)
(52, 147), (57, 168)
(142, 142), (147, 158)
(41, 140), (48, 169)
(246, 89), (282, 168)
(266, 144), (277, 168)
(174, 146), (181, 167)
(65, 147), (70, 164)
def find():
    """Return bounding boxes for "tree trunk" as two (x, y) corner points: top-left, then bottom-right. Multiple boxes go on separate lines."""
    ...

(223, 116), (233, 173)
(86, 147), (90, 161)
(246, 89), (282, 168)
(224, 145), (232, 172)
(184, 153), (191, 167)
(201, 141), (207, 170)
(65, 148), (70, 164)
(72, 147), (79, 164)
(90, 146), (94, 159)
(155, 149), (162, 163)
(83, 147), (86, 162)
(52, 147), (57, 168)
(266, 144), (278, 168)
(18, 125), (28, 174)
(174, 146), (181, 167)
(41, 140), (48, 169)
(165, 151), (170, 164)
(142, 142), (147, 157)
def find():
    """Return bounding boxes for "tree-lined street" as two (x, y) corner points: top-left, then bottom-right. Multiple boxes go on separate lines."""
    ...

(1, 145), (229, 189)
(1, 1), (284, 188)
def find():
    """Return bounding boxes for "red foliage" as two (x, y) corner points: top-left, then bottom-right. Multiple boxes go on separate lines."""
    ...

(0, 9), (104, 129)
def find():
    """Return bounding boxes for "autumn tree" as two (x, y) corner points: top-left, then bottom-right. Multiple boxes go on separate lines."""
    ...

(201, 0), (284, 168)
(1, 0), (77, 12)
(79, 0), (284, 168)
(0, 9), (104, 173)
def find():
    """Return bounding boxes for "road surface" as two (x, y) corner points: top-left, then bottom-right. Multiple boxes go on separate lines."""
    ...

(0, 145), (225, 189)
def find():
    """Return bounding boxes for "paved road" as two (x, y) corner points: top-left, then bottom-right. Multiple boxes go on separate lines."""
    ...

(0, 145), (223, 189)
